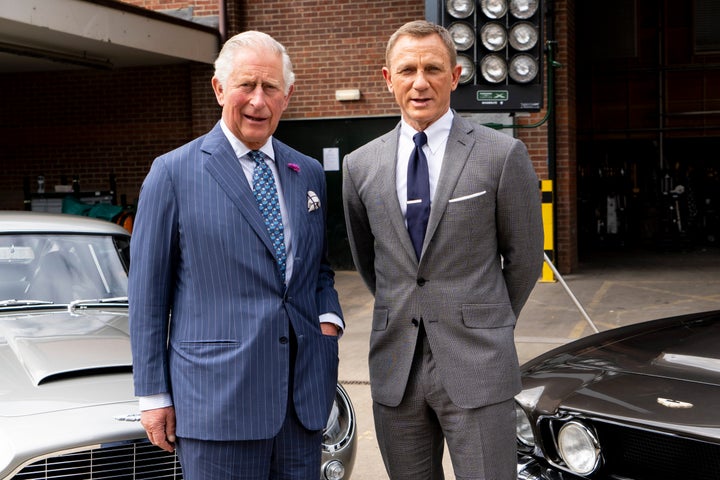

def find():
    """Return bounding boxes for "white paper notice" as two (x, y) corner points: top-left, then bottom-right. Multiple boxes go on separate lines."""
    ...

(323, 148), (340, 171)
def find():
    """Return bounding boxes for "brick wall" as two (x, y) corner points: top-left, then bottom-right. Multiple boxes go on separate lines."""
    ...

(233, 0), (423, 119)
(0, 63), (215, 210)
(0, 0), (574, 269)
(549, 0), (577, 272)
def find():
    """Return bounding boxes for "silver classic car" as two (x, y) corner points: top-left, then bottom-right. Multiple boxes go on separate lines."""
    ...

(0, 211), (356, 480)
(515, 309), (720, 480)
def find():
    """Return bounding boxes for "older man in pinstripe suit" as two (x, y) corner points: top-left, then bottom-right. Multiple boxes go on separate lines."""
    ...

(129, 30), (343, 479)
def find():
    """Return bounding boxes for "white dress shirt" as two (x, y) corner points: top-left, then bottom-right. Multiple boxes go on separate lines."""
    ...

(396, 109), (454, 220)
(221, 121), (295, 283)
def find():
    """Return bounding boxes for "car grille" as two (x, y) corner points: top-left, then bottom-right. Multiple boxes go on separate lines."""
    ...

(12, 439), (183, 480)
(540, 416), (720, 480)
(596, 422), (720, 480)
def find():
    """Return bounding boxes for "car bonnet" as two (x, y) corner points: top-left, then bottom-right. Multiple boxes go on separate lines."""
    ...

(0, 309), (135, 416)
(519, 313), (720, 436)
(561, 315), (720, 386)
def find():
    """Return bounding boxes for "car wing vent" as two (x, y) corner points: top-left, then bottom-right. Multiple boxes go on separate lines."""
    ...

(8, 334), (132, 386)
(38, 365), (133, 385)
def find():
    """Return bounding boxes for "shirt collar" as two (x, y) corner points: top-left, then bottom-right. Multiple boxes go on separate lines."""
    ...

(400, 109), (454, 155)
(220, 119), (275, 161)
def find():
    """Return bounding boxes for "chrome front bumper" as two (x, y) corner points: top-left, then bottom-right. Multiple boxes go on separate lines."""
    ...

(517, 455), (584, 480)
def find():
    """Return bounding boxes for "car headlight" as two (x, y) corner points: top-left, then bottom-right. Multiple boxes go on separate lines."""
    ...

(515, 403), (535, 448)
(323, 402), (344, 449)
(322, 386), (356, 479)
(557, 421), (601, 475)
(322, 388), (354, 453)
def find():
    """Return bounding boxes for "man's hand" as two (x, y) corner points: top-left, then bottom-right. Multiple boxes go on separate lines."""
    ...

(320, 322), (339, 336)
(141, 406), (177, 452)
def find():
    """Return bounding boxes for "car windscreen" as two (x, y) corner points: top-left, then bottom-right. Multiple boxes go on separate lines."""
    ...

(0, 233), (128, 305)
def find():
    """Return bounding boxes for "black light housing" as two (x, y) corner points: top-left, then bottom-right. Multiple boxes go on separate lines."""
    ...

(427, 0), (544, 112)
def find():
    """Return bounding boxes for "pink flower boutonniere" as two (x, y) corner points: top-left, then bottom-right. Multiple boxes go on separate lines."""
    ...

(288, 163), (300, 173)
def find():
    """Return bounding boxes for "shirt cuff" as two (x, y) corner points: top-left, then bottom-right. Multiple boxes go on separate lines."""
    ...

(320, 312), (344, 337)
(138, 393), (173, 411)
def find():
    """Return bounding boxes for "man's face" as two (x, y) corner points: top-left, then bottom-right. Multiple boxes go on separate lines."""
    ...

(212, 48), (292, 150)
(383, 33), (461, 131)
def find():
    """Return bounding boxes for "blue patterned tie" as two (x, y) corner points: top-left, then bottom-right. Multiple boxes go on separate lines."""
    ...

(406, 131), (430, 260)
(250, 150), (287, 283)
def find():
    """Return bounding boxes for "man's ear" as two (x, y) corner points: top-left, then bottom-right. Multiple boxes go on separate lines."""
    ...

(450, 64), (462, 91)
(382, 67), (393, 92)
(211, 76), (224, 106)
(281, 84), (295, 111)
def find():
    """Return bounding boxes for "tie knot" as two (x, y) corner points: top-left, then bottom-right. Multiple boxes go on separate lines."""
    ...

(413, 131), (427, 148)
(249, 150), (264, 164)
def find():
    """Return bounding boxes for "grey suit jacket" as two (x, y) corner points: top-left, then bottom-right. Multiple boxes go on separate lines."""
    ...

(342, 113), (543, 409)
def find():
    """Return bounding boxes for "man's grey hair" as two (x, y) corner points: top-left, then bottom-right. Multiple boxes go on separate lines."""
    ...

(214, 31), (295, 95)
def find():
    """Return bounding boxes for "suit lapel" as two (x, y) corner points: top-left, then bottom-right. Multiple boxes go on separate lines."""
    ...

(202, 124), (277, 256)
(272, 139), (303, 260)
(378, 126), (418, 262)
(424, 115), (475, 251)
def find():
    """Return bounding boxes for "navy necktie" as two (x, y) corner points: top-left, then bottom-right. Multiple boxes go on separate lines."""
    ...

(250, 150), (287, 283)
(406, 131), (430, 259)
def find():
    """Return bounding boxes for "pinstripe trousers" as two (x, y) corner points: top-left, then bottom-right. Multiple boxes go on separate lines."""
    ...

(175, 329), (323, 479)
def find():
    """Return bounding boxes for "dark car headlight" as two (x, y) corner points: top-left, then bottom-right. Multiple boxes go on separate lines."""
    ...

(557, 420), (601, 475)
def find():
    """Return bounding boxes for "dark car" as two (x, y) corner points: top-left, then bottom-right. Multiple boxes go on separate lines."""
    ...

(0, 211), (356, 480)
(515, 309), (720, 480)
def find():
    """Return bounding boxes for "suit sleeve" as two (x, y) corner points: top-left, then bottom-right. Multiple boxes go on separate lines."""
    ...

(129, 157), (178, 397)
(342, 153), (377, 295)
(496, 139), (544, 317)
(311, 161), (344, 322)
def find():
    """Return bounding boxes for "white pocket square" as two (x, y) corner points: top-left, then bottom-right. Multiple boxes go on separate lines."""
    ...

(448, 191), (486, 203)
(307, 191), (321, 212)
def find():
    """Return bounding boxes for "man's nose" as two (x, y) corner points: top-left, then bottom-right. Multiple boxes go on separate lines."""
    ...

(249, 84), (267, 106)
(412, 71), (430, 89)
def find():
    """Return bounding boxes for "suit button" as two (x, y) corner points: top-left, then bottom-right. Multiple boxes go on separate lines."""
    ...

(279, 336), (289, 344)
(417, 278), (426, 286)
(411, 318), (419, 327)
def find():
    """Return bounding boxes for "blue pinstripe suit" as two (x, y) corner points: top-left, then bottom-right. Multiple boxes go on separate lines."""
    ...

(129, 121), (342, 442)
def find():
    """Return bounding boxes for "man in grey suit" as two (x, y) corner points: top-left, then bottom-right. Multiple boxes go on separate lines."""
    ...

(342, 20), (543, 480)
(129, 30), (343, 479)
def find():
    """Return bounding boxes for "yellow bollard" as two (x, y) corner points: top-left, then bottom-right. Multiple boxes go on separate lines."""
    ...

(540, 180), (556, 282)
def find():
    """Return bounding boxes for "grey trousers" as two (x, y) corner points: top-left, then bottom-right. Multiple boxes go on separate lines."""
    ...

(373, 328), (516, 480)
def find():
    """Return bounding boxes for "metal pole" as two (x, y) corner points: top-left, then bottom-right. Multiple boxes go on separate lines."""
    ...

(543, 253), (600, 333)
